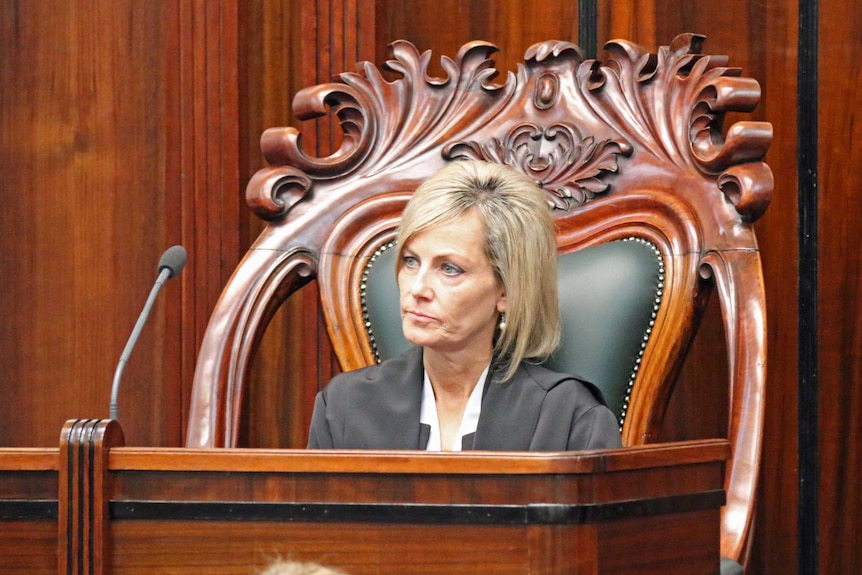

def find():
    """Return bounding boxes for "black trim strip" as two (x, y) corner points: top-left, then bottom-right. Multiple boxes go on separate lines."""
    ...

(76, 420), (91, 575)
(86, 421), (97, 575)
(0, 500), (59, 520)
(110, 490), (725, 525)
(797, 1), (819, 574)
(578, 0), (598, 59)
(76, 423), (85, 575)
(65, 420), (79, 575)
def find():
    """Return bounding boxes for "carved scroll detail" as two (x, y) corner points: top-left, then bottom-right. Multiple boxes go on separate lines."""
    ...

(581, 33), (773, 218)
(246, 166), (313, 221)
(259, 41), (516, 179)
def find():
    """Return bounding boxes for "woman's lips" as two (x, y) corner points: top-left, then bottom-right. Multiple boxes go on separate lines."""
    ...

(405, 309), (435, 323)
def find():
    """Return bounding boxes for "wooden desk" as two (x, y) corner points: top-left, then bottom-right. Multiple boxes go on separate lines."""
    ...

(0, 448), (58, 575)
(1, 419), (730, 574)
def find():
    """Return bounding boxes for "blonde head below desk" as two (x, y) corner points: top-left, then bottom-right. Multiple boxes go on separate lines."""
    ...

(260, 560), (348, 575)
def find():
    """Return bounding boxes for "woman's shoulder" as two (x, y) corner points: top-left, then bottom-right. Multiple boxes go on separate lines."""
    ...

(325, 347), (422, 391)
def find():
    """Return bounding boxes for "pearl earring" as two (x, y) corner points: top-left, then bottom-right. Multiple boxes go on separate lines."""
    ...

(498, 313), (507, 331)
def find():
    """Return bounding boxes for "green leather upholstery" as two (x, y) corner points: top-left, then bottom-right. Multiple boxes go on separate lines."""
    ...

(720, 557), (744, 575)
(362, 238), (664, 426)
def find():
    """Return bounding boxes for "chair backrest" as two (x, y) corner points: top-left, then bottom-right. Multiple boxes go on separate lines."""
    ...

(186, 34), (772, 566)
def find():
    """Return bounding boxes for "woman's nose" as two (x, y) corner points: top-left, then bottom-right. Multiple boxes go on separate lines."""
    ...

(409, 268), (432, 298)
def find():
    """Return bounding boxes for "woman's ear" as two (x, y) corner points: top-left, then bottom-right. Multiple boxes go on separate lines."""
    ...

(496, 290), (507, 313)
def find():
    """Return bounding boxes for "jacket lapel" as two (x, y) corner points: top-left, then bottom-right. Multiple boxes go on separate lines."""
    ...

(380, 346), (427, 449)
(419, 423), (431, 449)
(471, 365), (544, 451)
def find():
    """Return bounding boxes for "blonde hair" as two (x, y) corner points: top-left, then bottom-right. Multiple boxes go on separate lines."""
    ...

(259, 560), (348, 575)
(396, 160), (561, 381)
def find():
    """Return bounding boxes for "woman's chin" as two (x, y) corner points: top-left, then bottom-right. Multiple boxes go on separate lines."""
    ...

(402, 326), (441, 349)
(402, 330), (429, 348)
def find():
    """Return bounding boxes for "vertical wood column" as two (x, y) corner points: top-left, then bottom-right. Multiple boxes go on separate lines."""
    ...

(817, 1), (862, 574)
(58, 419), (124, 575)
(163, 1), (244, 443)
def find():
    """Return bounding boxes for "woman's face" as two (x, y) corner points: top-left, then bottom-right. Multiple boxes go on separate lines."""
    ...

(398, 210), (507, 357)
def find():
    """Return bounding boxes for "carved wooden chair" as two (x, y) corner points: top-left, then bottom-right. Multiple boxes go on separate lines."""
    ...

(186, 34), (771, 572)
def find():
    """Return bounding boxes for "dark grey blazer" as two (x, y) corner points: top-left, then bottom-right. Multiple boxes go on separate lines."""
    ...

(307, 347), (622, 451)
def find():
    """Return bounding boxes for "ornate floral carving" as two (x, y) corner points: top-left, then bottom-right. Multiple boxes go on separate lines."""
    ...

(445, 123), (631, 210)
(580, 33), (772, 217)
(249, 34), (772, 222)
(259, 41), (516, 181)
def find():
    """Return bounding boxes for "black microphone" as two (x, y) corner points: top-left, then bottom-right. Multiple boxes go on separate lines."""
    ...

(109, 245), (187, 421)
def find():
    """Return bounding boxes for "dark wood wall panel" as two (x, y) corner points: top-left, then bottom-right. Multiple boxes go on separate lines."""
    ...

(0, 0), (170, 447)
(0, 0), (246, 448)
(818, 1), (862, 573)
(375, 0), (581, 77)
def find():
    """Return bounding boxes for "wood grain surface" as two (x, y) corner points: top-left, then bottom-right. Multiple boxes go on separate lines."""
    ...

(0, 1), (857, 573)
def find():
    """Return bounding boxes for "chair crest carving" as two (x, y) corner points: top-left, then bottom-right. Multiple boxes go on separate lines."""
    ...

(248, 33), (770, 222)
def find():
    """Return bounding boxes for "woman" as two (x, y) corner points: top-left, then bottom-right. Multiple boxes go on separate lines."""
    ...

(307, 160), (621, 451)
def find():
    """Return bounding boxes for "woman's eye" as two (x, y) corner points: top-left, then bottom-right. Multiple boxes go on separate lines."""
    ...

(402, 255), (419, 268)
(441, 262), (463, 275)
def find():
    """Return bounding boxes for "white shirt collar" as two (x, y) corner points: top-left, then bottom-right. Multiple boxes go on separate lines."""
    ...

(420, 364), (489, 451)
